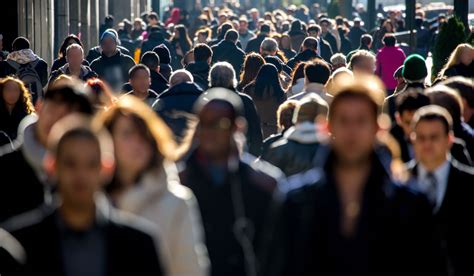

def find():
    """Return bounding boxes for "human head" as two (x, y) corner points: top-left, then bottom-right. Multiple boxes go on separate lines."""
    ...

(277, 100), (298, 131)
(302, 36), (318, 52)
(65, 44), (84, 70)
(104, 15), (115, 27)
(319, 18), (331, 33)
(36, 80), (94, 147)
(193, 43), (213, 64)
(147, 12), (159, 26)
(349, 50), (375, 75)
(279, 34), (292, 50)
(360, 34), (373, 49)
(84, 78), (117, 109)
(330, 53), (346, 70)
(410, 105), (454, 170)
(58, 34), (83, 58)
(224, 29), (239, 44)
(395, 88), (430, 137)
(307, 24), (321, 38)
(441, 43), (473, 76)
(97, 95), (176, 186)
(46, 114), (114, 209)
(209, 62), (237, 90)
(240, 53), (265, 87)
(382, 33), (396, 47)
(193, 88), (245, 159)
(239, 16), (249, 32)
(260, 38), (279, 57)
(140, 51), (160, 72)
(442, 77), (474, 124)
(0, 77), (35, 114)
(169, 69), (193, 87)
(153, 44), (171, 65)
(129, 64), (151, 97)
(402, 54), (427, 83)
(304, 59), (331, 85)
(425, 85), (463, 127)
(294, 94), (328, 124)
(100, 30), (118, 57)
(260, 23), (271, 35)
(328, 76), (385, 165)
(12, 37), (30, 51)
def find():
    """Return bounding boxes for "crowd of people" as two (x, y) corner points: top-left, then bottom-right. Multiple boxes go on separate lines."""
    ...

(0, 2), (474, 276)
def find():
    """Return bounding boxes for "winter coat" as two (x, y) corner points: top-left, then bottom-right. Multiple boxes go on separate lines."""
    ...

(245, 34), (267, 54)
(211, 40), (246, 75)
(117, 162), (209, 276)
(186, 61), (210, 90)
(289, 82), (333, 104)
(86, 45), (132, 63)
(122, 70), (169, 95)
(286, 78), (305, 98)
(90, 50), (136, 90)
(288, 30), (307, 52)
(50, 57), (89, 72)
(262, 121), (321, 176)
(49, 64), (98, 84)
(122, 89), (159, 107)
(375, 46), (406, 90)
(286, 49), (323, 70)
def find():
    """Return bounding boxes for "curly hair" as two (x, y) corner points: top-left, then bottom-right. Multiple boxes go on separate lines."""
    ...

(0, 76), (35, 114)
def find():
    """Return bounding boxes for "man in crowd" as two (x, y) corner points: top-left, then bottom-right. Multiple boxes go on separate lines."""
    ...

(122, 64), (159, 106)
(287, 37), (322, 69)
(348, 17), (367, 51)
(246, 23), (271, 54)
(348, 49), (376, 75)
(186, 43), (213, 90)
(179, 88), (282, 276)
(49, 44), (98, 84)
(90, 31), (136, 91)
(307, 24), (333, 63)
(1, 114), (164, 275)
(238, 16), (256, 51)
(211, 29), (246, 75)
(346, 34), (373, 64)
(319, 18), (338, 53)
(407, 105), (474, 275)
(289, 59), (332, 103)
(122, 51), (169, 94)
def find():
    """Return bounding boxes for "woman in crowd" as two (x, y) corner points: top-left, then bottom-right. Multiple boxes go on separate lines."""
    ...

(170, 25), (193, 69)
(287, 61), (306, 97)
(0, 77), (35, 144)
(243, 63), (287, 138)
(279, 34), (297, 60)
(50, 34), (88, 72)
(237, 53), (265, 91)
(440, 43), (474, 79)
(98, 95), (209, 276)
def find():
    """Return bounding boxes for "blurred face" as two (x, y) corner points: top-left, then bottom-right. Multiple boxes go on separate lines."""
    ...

(134, 21), (142, 30)
(130, 69), (151, 95)
(37, 100), (73, 146)
(308, 30), (319, 38)
(459, 47), (472, 66)
(281, 36), (291, 48)
(198, 33), (207, 43)
(329, 97), (378, 164)
(2, 81), (21, 107)
(112, 115), (153, 176)
(101, 37), (117, 56)
(396, 110), (416, 137)
(218, 15), (227, 24)
(353, 57), (375, 75)
(239, 21), (248, 32)
(66, 48), (84, 69)
(173, 30), (181, 39)
(321, 22), (329, 33)
(198, 102), (234, 160)
(411, 120), (452, 168)
(55, 137), (102, 209)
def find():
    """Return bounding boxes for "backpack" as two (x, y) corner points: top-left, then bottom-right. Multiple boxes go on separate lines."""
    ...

(7, 59), (43, 104)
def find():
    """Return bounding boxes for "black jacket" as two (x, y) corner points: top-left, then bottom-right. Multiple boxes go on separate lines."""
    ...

(319, 38), (334, 64)
(49, 64), (98, 84)
(186, 61), (210, 90)
(90, 51), (136, 90)
(265, 149), (441, 276)
(152, 82), (203, 141)
(406, 160), (474, 275)
(235, 90), (263, 156)
(211, 40), (246, 75)
(348, 26), (367, 51)
(85, 45), (132, 63)
(121, 70), (169, 95)
(50, 57), (89, 73)
(245, 34), (267, 54)
(1, 203), (163, 276)
(286, 49), (323, 69)
(180, 152), (283, 276)
(323, 31), (338, 53)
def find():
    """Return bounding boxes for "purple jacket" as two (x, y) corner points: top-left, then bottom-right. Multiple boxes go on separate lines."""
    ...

(376, 46), (406, 90)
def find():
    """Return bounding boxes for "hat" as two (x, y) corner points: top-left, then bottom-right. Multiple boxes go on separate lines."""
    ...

(402, 54), (427, 82)
(393, 65), (404, 79)
(153, 44), (171, 64)
(100, 31), (117, 44)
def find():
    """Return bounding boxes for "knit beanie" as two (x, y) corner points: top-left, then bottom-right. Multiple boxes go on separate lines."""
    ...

(100, 31), (118, 45)
(402, 54), (427, 83)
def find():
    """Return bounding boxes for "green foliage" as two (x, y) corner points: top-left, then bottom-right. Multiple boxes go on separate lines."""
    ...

(432, 16), (466, 78)
(327, 0), (340, 18)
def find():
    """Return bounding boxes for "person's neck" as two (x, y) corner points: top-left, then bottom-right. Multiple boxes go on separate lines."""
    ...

(334, 154), (372, 172)
(421, 156), (448, 172)
(104, 50), (117, 57)
(6, 104), (14, 114)
(117, 165), (140, 189)
(59, 201), (96, 231)
(132, 89), (148, 100)
(69, 66), (81, 76)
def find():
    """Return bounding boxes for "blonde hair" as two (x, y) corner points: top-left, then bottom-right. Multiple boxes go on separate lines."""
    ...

(440, 43), (473, 77)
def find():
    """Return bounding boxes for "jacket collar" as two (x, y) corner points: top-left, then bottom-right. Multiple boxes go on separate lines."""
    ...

(284, 121), (320, 144)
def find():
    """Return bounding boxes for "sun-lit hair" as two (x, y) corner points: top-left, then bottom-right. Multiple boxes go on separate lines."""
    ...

(0, 76), (35, 114)
(95, 95), (177, 163)
(439, 43), (473, 77)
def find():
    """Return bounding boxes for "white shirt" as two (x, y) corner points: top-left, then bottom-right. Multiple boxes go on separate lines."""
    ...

(416, 158), (451, 213)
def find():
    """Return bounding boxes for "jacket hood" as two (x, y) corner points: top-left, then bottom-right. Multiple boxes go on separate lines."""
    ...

(186, 61), (210, 75)
(7, 49), (39, 64)
(284, 121), (320, 144)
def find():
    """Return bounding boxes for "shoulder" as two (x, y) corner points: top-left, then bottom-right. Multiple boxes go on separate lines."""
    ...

(451, 159), (474, 177)
(1, 205), (55, 235)
(242, 153), (285, 192)
(109, 208), (160, 241)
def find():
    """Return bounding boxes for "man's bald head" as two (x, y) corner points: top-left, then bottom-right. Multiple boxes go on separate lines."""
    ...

(169, 69), (194, 87)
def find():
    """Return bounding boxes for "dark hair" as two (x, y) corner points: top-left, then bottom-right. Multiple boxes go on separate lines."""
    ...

(260, 23), (271, 33)
(395, 88), (430, 114)
(218, 23), (233, 39)
(302, 37), (318, 51)
(277, 100), (298, 130)
(193, 43), (213, 62)
(172, 25), (192, 56)
(307, 24), (321, 34)
(44, 83), (94, 115)
(153, 44), (171, 64)
(412, 105), (453, 134)
(105, 15), (115, 24)
(304, 59), (331, 85)
(140, 51), (160, 71)
(58, 34), (83, 58)
(425, 86), (463, 126)
(12, 37), (30, 51)
(252, 64), (285, 101)
(360, 34), (373, 47)
(442, 77), (474, 109)
(129, 64), (150, 79)
(239, 53), (265, 90)
(291, 62), (306, 85)
(148, 12), (159, 21)
(224, 29), (239, 42)
(382, 33), (396, 47)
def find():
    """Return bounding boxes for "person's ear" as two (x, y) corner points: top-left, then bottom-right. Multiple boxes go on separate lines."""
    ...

(43, 153), (57, 179)
(156, 66), (160, 73)
(100, 154), (115, 185)
(395, 111), (402, 125)
(447, 131), (455, 148)
(35, 99), (43, 113)
(234, 117), (247, 133)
